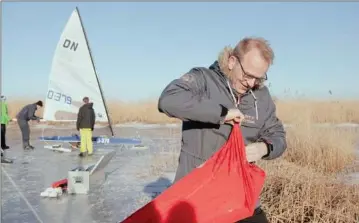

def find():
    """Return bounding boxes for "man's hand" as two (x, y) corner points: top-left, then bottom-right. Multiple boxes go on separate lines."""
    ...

(224, 108), (245, 125)
(33, 118), (40, 123)
(245, 142), (268, 162)
(36, 117), (42, 123)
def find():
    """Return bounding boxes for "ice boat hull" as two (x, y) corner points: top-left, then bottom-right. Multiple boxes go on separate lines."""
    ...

(38, 135), (142, 145)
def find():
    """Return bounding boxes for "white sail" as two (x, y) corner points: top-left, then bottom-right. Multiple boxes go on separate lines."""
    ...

(43, 8), (113, 135)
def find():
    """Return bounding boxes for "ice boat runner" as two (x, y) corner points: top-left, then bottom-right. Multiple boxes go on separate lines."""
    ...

(38, 7), (141, 149)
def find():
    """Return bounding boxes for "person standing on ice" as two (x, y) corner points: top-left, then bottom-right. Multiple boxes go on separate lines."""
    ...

(76, 96), (96, 157)
(1, 95), (13, 163)
(16, 100), (43, 150)
(1, 96), (10, 150)
(158, 37), (286, 223)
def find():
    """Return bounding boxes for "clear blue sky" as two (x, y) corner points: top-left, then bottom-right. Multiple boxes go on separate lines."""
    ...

(2, 2), (359, 101)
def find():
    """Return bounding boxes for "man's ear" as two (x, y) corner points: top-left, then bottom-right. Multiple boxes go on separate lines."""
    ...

(228, 56), (237, 71)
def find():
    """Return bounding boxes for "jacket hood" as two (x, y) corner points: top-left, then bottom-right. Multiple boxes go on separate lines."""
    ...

(84, 102), (94, 109)
(209, 60), (260, 96)
(209, 61), (228, 85)
(32, 103), (38, 110)
(209, 61), (242, 97)
(209, 60), (259, 119)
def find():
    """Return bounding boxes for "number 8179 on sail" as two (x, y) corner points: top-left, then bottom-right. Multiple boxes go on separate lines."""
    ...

(47, 90), (72, 105)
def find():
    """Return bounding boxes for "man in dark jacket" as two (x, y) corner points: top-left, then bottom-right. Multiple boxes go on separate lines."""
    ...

(76, 97), (95, 157)
(158, 37), (286, 223)
(16, 100), (43, 150)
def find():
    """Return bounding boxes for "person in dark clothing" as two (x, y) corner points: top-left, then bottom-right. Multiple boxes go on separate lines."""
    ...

(1, 124), (9, 150)
(76, 97), (96, 157)
(16, 100), (43, 149)
(158, 37), (287, 223)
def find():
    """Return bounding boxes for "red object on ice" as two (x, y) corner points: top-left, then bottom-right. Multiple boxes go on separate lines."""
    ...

(120, 123), (266, 223)
(52, 178), (68, 189)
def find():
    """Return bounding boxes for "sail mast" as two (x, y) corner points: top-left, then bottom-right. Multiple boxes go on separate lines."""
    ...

(75, 7), (115, 137)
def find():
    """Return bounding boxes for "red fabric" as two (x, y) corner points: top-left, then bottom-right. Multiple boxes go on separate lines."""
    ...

(52, 179), (67, 189)
(120, 123), (266, 223)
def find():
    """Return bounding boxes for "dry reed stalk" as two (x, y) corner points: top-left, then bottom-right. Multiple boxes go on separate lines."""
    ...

(7, 98), (359, 124)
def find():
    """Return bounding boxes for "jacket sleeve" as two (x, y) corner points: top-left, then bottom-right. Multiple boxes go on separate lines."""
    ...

(158, 68), (228, 124)
(5, 104), (11, 121)
(76, 108), (82, 130)
(258, 89), (287, 160)
(27, 105), (39, 120)
(4, 103), (10, 121)
(91, 110), (96, 129)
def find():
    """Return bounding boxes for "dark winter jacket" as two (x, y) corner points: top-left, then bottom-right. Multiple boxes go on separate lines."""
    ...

(16, 103), (40, 121)
(76, 103), (96, 130)
(158, 61), (287, 209)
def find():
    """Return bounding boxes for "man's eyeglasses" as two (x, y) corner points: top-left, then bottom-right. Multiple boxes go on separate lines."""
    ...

(233, 55), (268, 83)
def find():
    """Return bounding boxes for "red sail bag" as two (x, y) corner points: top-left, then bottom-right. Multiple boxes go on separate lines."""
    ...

(120, 123), (266, 223)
